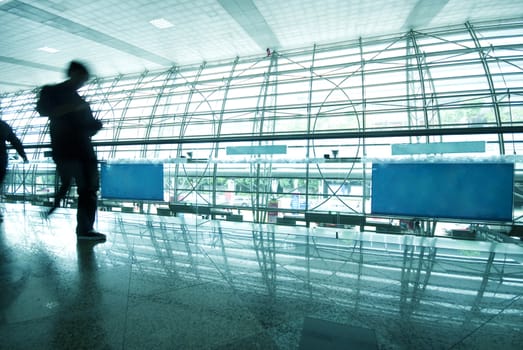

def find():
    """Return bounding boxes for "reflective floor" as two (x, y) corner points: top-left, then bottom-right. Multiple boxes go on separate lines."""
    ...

(1, 203), (522, 350)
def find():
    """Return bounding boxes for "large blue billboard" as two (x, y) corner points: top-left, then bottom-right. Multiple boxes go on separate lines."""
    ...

(371, 162), (514, 222)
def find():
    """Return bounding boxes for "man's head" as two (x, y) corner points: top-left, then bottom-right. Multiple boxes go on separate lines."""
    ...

(66, 61), (90, 89)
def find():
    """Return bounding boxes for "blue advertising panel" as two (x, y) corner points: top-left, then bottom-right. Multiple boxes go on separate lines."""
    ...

(371, 162), (514, 222)
(101, 163), (164, 201)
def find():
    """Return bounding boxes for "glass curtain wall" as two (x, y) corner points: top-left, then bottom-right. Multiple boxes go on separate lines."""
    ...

(1, 19), (523, 226)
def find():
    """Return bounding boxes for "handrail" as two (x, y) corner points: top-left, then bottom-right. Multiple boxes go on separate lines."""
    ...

(15, 125), (523, 150)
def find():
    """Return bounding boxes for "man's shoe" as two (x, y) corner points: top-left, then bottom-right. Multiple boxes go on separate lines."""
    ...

(77, 230), (106, 242)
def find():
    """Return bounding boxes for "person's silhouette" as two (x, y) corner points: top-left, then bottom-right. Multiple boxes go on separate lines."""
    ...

(0, 120), (28, 222)
(36, 61), (105, 241)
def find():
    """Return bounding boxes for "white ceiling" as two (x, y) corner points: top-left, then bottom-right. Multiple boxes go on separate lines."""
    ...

(1, 0), (522, 93)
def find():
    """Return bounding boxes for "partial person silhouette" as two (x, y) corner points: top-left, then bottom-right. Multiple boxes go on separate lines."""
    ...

(36, 60), (105, 241)
(0, 119), (28, 222)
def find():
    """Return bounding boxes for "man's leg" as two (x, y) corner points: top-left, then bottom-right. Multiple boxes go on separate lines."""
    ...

(47, 161), (73, 216)
(75, 160), (104, 240)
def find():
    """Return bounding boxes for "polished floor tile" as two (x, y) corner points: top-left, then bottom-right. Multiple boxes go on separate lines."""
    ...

(1, 203), (522, 349)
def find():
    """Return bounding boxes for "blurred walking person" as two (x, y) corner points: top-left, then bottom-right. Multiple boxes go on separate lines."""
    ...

(36, 60), (105, 241)
(0, 119), (28, 222)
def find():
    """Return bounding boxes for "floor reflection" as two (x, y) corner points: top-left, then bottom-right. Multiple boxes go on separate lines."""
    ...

(0, 203), (522, 349)
(49, 241), (109, 349)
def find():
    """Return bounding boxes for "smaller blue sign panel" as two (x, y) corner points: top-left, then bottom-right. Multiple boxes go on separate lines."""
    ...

(391, 141), (485, 155)
(101, 163), (164, 201)
(226, 145), (287, 155)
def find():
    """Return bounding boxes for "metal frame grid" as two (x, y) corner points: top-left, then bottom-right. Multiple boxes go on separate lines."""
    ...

(1, 19), (523, 227)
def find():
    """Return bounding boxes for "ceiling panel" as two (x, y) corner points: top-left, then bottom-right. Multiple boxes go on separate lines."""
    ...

(0, 0), (522, 93)
(432, 0), (523, 27)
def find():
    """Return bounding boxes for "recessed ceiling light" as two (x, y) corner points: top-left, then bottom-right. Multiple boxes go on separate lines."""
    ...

(38, 46), (59, 53)
(149, 18), (174, 29)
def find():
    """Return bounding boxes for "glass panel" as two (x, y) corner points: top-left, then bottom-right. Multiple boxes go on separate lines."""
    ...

(2, 20), (523, 224)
